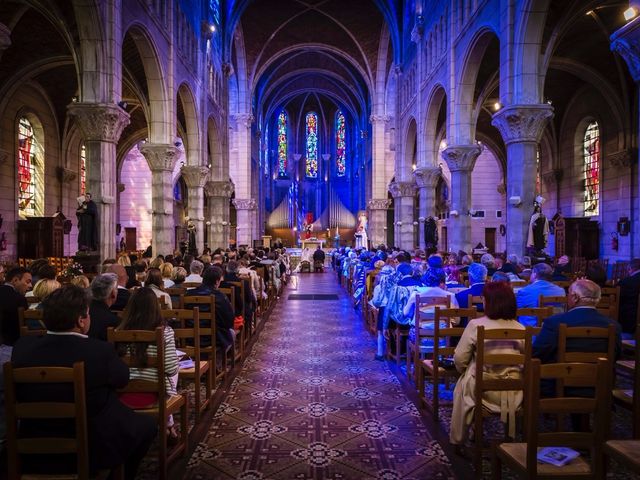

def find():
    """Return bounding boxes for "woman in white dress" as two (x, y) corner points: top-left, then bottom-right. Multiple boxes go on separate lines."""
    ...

(450, 281), (525, 446)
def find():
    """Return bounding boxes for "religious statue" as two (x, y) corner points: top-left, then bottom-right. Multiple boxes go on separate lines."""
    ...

(355, 212), (368, 249)
(527, 196), (550, 252)
(424, 217), (438, 254)
(76, 193), (98, 252)
(187, 221), (198, 256)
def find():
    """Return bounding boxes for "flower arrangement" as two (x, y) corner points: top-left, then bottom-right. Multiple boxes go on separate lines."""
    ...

(62, 262), (84, 277)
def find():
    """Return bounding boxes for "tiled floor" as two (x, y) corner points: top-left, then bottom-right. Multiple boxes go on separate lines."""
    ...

(184, 272), (456, 479)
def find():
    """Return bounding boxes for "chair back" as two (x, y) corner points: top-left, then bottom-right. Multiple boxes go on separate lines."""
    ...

(467, 294), (483, 311)
(598, 286), (620, 319)
(18, 307), (46, 336)
(182, 295), (217, 358)
(227, 281), (245, 318)
(162, 308), (200, 369)
(515, 307), (553, 329)
(181, 282), (201, 289)
(414, 295), (451, 325)
(432, 307), (476, 359)
(165, 287), (186, 309)
(558, 323), (616, 365)
(218, 287), (236, 316)
(538, 294), (567, 314)
(524, 359), (609, 477)
(4, 361), (89, 479)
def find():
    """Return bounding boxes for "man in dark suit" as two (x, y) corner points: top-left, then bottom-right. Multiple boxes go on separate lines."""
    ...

(533, 279), (622, 364)
(186, 266), (235, 349)
(10, 285), (156, 479)
(0, 267), (32, 350)
(313, 246), (326, 272)
(88, 273), (120, 341)
(618, 258), (640, 334)
(106, 264), (131, 311)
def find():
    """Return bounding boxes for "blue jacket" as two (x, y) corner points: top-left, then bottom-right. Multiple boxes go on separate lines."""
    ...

(455, 283), (485, 310)
(516, 280), (565, 326)
(532, 306), (622, 364)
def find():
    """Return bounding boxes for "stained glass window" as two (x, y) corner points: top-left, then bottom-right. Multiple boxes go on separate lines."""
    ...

(80, 144), (87, 196)
(277, 110), (287, 176)
(305, 112), (318, 178)
(336, 111), (346, 176)
(264, 124), (269, 176)
(536, 148), (541, 195)
(583, 121), (600, 216)
(18, 117), (42, 217)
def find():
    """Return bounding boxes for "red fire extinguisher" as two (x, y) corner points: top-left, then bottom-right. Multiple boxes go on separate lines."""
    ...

(611, 232), (619, 251)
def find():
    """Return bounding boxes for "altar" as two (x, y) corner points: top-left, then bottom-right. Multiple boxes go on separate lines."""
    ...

(301, 239), (324, 250)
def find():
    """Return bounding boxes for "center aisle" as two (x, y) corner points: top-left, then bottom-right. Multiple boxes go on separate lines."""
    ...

(184, 271), (455, 479)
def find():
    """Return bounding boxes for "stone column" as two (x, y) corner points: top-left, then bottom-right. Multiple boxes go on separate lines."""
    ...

(611, 22), (640, 257)
(370, 115), (391, 201)
(233, 198), (256, 247)
(181, 165), (210, 253)
(389, 181), (416, 250)
(139, 144), (180, 257)
(413, 166), (441, 249)
(67, 103), (130, 261)
(367, 199), (391, 248)
(205, 180), (234, 249)
(441, 145), (482, 255)
(492, 104), (554, 257)
(608, 150), (637, 258)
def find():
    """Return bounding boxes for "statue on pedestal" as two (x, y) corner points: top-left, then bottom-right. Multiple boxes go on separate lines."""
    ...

(187, 221), (198, 256)
(76, 193), (98, 252)
(527, 196), (549, 254)
(355, 212), (368, 250)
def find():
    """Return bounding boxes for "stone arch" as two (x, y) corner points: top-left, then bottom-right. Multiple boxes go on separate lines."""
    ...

(512, 0), (551, 103)
(423, 84), (447, 167)
(402, 117), (418, 181)
(122, 24), (171, 142)
(177, 83), (201, 166)
(454, 27), (500, 144)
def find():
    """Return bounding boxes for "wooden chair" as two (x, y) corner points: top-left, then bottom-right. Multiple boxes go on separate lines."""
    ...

(552, 280), (571, 291)
(558, 324), (616, 366)
(406, 295), (452, 386)
(228, 280), (251, 346)
(181, 282), (202, 289)
(162, 308), (213, 420)
(510, 280), (527, 289)
(219, 286), (243, 364)
(515, 307), (553, 333)
(25, 296), (40, 306)
(492, 359), (609, 480)
(538, 294), (567, 315)
(598, 286), (620, 320)
(5, 361), (100, 479)
(107, 327), (188, 480)
(612, 319), (640, 438)
(418, 307), (475, 420)
(18, 307), (46, 336)
(165, 287), (186, 309)
(472, 326), (532, 477)
(183, 295), (227, 382)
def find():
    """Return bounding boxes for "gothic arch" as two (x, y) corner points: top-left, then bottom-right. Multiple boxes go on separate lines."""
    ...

(401, 117), (418, 181)
(423, 84), (447, 167)
(177, 83), (201, 166)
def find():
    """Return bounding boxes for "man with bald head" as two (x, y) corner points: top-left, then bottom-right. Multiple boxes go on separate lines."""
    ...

(533, 279), (622, 364)
(106, 264), (131, 311)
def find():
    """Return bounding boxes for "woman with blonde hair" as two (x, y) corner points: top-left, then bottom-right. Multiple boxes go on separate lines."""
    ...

(117, 254), (131, 267)
(69, 275), (90, 289)
(160, 262), (174, 288)
(29, 278), (62, 309)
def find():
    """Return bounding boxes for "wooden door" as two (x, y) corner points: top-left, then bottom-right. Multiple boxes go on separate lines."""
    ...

(485, 228), (496, 254)
(125, 227), (137, 251)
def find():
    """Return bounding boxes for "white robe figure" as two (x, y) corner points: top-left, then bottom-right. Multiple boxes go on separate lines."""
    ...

(355, 213), (368, 249)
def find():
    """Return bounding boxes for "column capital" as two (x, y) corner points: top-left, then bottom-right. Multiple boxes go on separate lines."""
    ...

(441, 144), (482, 172)
(369, 114), (391, 124)
(491, 104), (554, 145)
(388, 181), (416, 198)
(67, 103), (130, 143)
(139, 144), (180, 172)
(205, 180), (234, 198)
(413, 166), (441, 188)
(181, 165), (210, 188)
(611, 19), (640, 82)
(608, 148), (637, 168)
(56, 167), (76, 184)
(367, 198), (392, 210)
(232, 113), (254, 129)
(232, 198), (257, 210)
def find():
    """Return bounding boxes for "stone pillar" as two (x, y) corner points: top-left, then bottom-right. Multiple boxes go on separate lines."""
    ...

(608, 150), (637, 258)
(139, 144), (180, 257)
(205, 180), (234, 249)
(67, 103), (130, 261)
(181, 165), (210, 253)
(492, 104), (554, 257)
(611, 22), (640, 257)
(413, 166), (441, 249)
(370, 115), (391, 201)
(0, 23), (10, 61)
(233, 198), (256, 247)
(367, 199), (391, 248)
(441, 145), (482, 255)
(389, 181), (416, 250)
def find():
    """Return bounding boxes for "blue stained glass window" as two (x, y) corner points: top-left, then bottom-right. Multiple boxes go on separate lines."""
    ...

(305, 112), (318, 178)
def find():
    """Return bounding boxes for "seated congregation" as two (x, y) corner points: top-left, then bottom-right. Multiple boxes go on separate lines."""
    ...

(0, 247), (289, 478)
(337, 247), (640, 478)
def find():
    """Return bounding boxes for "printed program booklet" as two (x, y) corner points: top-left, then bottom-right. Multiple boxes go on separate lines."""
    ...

(537, 447), (580, 467)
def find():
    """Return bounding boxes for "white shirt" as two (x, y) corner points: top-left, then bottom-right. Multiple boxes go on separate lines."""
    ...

(184, 274), (202, 284)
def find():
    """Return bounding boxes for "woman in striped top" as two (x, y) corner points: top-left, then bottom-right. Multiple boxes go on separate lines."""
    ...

(117, 288), (179, 434)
